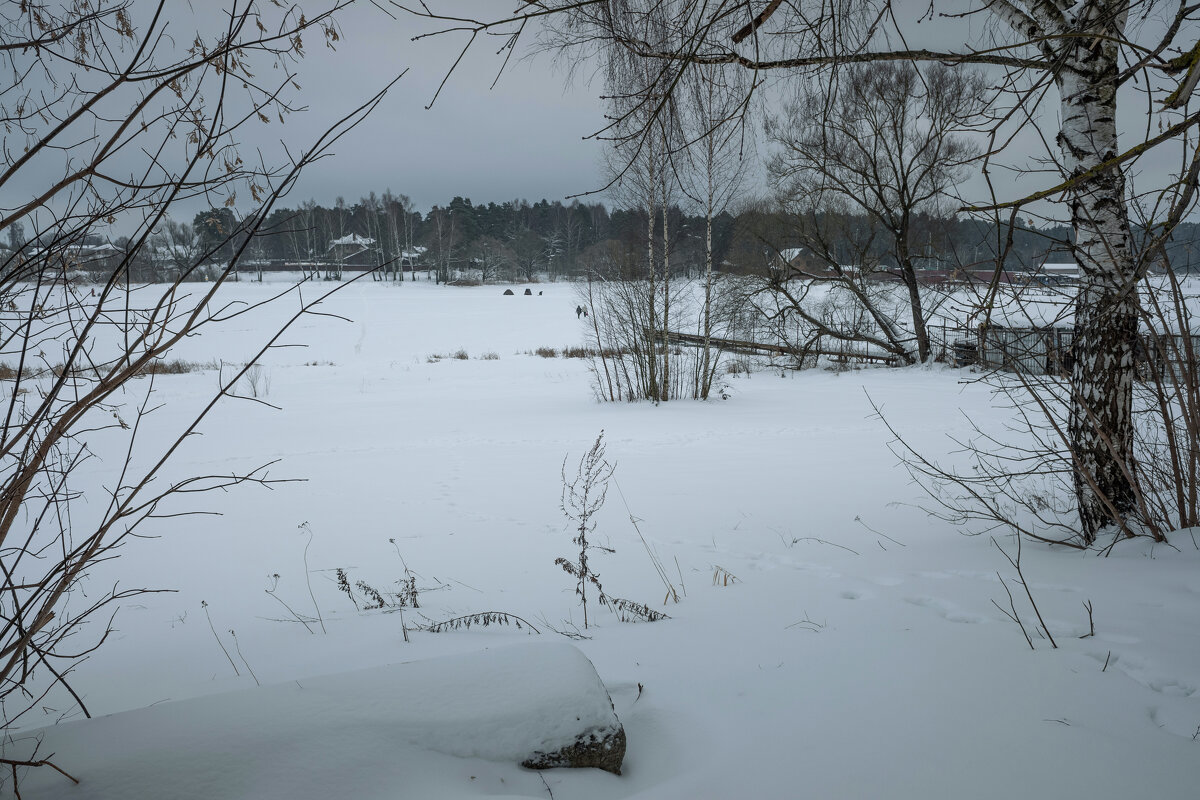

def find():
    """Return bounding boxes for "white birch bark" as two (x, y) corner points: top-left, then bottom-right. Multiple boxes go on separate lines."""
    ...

(1025, 0), (1139, 542)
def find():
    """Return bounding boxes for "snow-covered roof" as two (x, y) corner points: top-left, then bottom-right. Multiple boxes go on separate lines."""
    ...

(29, 242), (120, 262)
(152, 244), (194, 259)
(1039, 262), (1078, 274)
(328, 233), (375, 248)
(780, 247), (807, 262)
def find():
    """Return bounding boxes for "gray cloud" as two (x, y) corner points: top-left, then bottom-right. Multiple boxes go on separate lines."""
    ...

(265, 5), (609, 213)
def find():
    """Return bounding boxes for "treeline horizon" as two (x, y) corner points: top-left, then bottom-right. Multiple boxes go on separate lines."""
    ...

(9, 193), (1200, 281)
(198, 194), (1200, 277)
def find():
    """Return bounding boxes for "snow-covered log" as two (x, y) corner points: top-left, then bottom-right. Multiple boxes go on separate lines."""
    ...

(7, 642), (625, 798)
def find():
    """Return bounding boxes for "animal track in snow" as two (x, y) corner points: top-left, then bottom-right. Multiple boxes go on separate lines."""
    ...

(1096, 633), (1139, 645)
(903, 596), (986, 624)
(1087, 650), (1197, 698)
(917, 569), (994, 582)
(1146, 678), (1197, 697)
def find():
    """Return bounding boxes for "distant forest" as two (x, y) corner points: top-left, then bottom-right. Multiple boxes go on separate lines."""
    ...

(8, 194), (1200, 281)
(219, 194), (1200, 279)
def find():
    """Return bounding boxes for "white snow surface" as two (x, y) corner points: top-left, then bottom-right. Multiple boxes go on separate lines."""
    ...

(5, 275), (1200, 799)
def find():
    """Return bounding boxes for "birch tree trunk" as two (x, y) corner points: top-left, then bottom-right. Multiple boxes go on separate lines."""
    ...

(701, 159), (714, 398)
(661, 169), (671, 402)
(646, 150), (659, 401)
(1055, 12), (1140, 543)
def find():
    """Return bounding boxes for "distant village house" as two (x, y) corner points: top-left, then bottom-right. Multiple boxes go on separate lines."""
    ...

(327, 233), (379, 269)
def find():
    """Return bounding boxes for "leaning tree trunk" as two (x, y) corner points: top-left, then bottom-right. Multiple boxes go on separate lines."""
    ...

(897, 252), (931, 362)
(1057, 36), (1140, 545)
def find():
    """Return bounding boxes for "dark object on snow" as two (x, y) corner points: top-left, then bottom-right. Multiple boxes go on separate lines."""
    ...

(952, 340), (977, 367)
(524, 287), (533, 295)
(523, 726), (626, 776)
(503, 288), (515, 295)
(515, 644), (626, 775)
(539, 291), (543, 295)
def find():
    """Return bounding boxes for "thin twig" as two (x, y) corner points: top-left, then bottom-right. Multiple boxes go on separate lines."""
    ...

(993, 536), (1056, 648)
(299, 522), (326, 634)
(201, 602), (239, 676)
(1080, 599), (1095, 638)
(613, 477), (679, 603)
(992, 571), (1034, 650)
(853, 515), (906, 546)
(229, 630), (260, 686)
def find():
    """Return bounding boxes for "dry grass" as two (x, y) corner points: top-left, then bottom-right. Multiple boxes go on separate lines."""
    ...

(529, 345), (627, 360)
(600, 595), (671, 623)
(563, 346), (627, 359)
(136, 358), (219, 376)
(427, 349), (470, 362)
(712, 565), (740, 587)
(0, 358), (216, 381)
(478, 352), (500, 360)
(0, 363), (30, 380)
(423, 612), (541, 634)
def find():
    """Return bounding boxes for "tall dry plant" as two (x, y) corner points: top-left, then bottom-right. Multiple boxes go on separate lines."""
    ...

(556, 432), (616, 628)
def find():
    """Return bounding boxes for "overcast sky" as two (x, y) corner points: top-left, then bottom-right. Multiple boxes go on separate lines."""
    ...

(266, 5), (612, 214)
(8, 1), (1191, 232)
(273, 1), (1185, 224)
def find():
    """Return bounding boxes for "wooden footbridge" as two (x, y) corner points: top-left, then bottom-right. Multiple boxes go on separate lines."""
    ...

(652, 329), (901, 366)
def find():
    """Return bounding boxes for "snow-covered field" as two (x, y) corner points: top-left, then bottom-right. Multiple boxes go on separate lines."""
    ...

(6, 276), (1200, 799)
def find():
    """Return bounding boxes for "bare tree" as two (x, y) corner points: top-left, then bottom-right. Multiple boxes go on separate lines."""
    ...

(678, 63), (748, 397)
(470, 235), (513, 283)
(0, 1), (400, 785)
(148, 218), (202, 283)
(360, 193), (386, 280)
(508, 225), (545, 282)
(427, 205), (457, 284)
(383, 191), (415, 281)
(602, 38), (675, 401)
(765, 61), (984, 364)
(296, 200), (323, 279)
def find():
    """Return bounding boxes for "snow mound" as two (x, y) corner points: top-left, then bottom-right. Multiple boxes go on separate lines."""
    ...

(9, 642), (622, 799)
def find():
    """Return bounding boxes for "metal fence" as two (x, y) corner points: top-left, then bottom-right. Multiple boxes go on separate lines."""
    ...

(978, 326), (1074, 375)
(1141, 332), (1200, 381)
(943, 325), (1200, 381)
